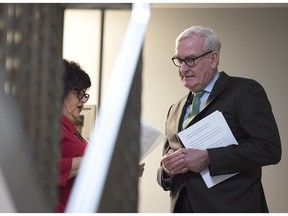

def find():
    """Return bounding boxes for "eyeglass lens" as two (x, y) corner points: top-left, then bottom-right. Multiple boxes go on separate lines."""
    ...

(172, 51), (212, 67)
(73, 89), (89, 102)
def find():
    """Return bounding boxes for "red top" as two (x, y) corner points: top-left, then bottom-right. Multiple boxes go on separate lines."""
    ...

(57, 115), (87, 213)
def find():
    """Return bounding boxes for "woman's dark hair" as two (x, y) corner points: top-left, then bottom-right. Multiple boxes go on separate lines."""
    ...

(63, 59), (91, 99)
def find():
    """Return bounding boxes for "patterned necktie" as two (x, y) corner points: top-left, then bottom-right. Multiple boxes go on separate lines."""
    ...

(182, 90), (206, 129)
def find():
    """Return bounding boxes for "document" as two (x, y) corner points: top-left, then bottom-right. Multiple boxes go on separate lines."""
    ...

(178, 110), (238, 188)
(140, 121), (166, 161)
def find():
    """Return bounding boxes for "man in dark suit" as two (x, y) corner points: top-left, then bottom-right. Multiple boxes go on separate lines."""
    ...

(157, 26), (281, 213)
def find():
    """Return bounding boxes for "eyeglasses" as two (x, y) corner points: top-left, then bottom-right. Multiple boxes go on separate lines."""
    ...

(171, 51), (213, 67)
(72, 88), (90, 102)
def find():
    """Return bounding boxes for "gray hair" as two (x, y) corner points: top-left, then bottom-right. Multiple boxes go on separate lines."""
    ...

(176, 26), (221, 53)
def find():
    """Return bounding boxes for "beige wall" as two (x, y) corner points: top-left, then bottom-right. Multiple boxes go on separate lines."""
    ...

(63, 4), (288, 213)
(63, 9), (102, 106)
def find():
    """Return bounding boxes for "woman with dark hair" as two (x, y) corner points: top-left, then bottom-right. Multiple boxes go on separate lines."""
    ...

(58, 59), (91, 213)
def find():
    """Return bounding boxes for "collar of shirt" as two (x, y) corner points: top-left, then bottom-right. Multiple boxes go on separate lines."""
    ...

(200, 71), (220, 107)
(203, 72), (220, 94)
(184, 72), (220, 120)
(62, 115), (87, 143)
(62, 115), (77, 135)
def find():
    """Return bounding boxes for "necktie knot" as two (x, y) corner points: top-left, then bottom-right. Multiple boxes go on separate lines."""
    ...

(194, 90), (205, 98)
(182, 90), (206, 129)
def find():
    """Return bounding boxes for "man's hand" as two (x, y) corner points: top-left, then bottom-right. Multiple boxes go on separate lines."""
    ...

(182, 148), (210, 173)
(161, 149), (188, 176)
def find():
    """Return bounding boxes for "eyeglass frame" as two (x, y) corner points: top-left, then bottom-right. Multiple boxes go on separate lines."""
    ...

(171, 51), (213, 67)
(72, 88), (90, 102)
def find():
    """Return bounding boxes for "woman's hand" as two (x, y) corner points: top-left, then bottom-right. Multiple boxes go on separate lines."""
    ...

(69, 157), (82, 179)
(138, 162), (145, 177)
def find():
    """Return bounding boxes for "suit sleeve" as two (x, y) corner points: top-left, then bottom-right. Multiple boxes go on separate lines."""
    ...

(157, 105), (174, 190)
(207, 79), (281, 176)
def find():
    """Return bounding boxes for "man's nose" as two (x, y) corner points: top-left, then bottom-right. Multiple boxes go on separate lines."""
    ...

(179, 62), (189, 72)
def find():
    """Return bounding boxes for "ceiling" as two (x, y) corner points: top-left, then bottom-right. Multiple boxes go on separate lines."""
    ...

(151, 3), (288, 8)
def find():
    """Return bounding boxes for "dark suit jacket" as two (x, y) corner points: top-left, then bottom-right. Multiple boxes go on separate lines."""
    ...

(157, 72), (281, 213)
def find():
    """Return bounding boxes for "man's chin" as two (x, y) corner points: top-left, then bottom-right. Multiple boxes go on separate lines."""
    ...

(183, 81), (192, 88)
(183, 83), (197, 92)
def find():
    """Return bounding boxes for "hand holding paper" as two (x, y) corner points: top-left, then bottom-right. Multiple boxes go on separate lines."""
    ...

(177, 110), (238, 188)
(182, 148), (210, 173)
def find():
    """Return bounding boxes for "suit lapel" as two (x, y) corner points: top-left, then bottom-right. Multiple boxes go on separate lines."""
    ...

(204, 72), (229, 108)
(176, 92), (193, 132)
(167, 72), (229, 149)
(188, 72), (229, 126)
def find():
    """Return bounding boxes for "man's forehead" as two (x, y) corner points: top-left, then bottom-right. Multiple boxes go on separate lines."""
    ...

(175, 37), (204, 56)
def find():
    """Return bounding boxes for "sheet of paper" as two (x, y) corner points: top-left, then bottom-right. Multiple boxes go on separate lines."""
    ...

(140, 121), (166, 161)
(178, 110), (238, 188)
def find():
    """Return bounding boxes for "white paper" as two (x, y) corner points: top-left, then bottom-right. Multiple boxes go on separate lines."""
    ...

(178, 110), (238, 188)
(140, 121), (166, 161)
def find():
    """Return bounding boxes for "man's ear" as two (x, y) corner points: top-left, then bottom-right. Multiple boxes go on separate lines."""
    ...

(210, 51), (219, 70)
